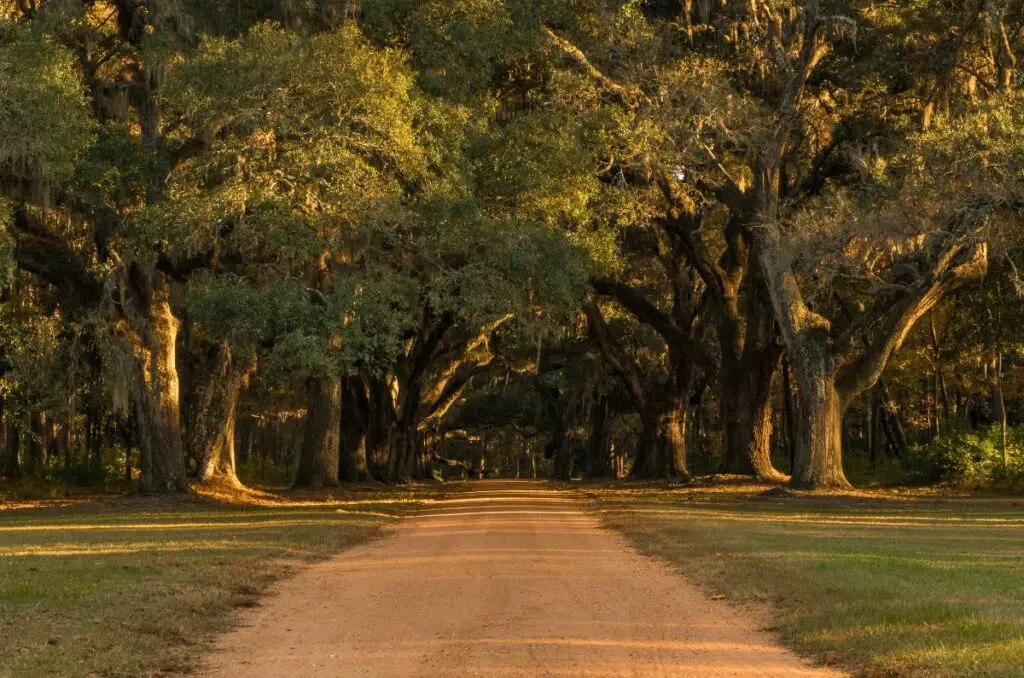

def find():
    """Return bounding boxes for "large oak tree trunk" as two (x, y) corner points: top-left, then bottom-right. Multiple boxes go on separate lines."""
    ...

(294, 376), (342, 488)
(788, 350), (850, 489)
(550, 413), (572, 481)
(387, 370), (428, 484)
(719, 355), (786, 481)
(386, 419), (417, 484)
(364, 377), (393, 480)
(192, 344), (251, 488)
(131, 274), (189, 495)
(632, 401), (689, 480)
(340, 378), (369, 482)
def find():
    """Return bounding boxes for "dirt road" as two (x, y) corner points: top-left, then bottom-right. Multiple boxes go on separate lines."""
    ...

(203, 481), (841, 677)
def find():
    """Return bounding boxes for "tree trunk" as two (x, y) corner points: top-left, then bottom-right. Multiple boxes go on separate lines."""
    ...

(585, 398), (614, 478)
(27, 413), (45, 474)
(931, 371), (941, 437)
(130, 272), (189, 494)
(789, 354), (850, 489)
(387, 370), (428, 484)
(192, 344), (251, 488)
(759, 230), (851, 490)
(121, 409), (136, 483)
(85, 411), (103, 471)
(340, 378), (369, 482)
(719, 357), (786, 481)
(59, 416), (71, 469)
(992, 354), (1008, 466)
(550, 416), (572, 481)
(236, 417), (254, 466)
(664, 402), (690, 480)
(294, 376), (342, 488)
(386, 418), (417, 484)
(2, 417), (20, 481)
(877, 381), (909, 457)
(866, 394), (877, 468)
(632, 401), (689, 480)
(365, 377), (394, 480)
(782, 357), (798, 474)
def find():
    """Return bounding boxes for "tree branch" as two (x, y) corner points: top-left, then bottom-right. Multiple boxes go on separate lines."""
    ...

(10, 206), (103, 311)
(542, 26), (643, 108)
(582, 301), (648, 411)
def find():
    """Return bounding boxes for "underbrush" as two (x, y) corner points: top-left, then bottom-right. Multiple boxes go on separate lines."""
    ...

(907, 426), (1024, 490)
(0, 462), (131, 501)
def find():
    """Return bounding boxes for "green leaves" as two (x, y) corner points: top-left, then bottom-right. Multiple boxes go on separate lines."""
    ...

(158, 23), (424, 264)
(0, 21), (93, 195)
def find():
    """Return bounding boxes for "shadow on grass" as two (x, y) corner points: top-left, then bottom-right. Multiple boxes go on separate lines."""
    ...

(0, 485), (442, 678)
(588, 482), (1024, 678)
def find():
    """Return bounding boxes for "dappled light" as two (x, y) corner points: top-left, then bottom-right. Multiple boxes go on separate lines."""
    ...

(3, 0), (1024, 675)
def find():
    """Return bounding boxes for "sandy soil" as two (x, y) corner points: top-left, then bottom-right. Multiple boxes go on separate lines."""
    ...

(202, 480), (843, 677)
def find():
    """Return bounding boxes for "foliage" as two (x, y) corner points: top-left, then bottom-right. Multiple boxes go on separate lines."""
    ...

(908, 426), (1024, 488)
(0, 20), (93, 193)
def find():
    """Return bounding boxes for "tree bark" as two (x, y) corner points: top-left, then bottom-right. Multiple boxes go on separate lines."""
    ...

(123, 414), (134, 483)
(877, 380), (909, 457)
(386, 418), (417, 484)
(191, 344), (251, 488)
(85, 410), (103, 471)
(340, 377), (370, 482)
(1, 415), (20, 481)
(129, 271), (189, 494)
(719, 354), (786, 481)
(550, 414), (572, 481)
(585, 397), (614, 478)
(633, 401), (690, 480)
(789, 356), (849, 489)
(782, 357), (798, 474)
(584, 301), (691, 481)
(294, 376), (342, 488)
(25, 413), (45, 474)
(364, 377), (393, 479)
(58, 416), (71, 469)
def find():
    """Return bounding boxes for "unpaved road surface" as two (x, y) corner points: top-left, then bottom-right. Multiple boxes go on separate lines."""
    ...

(204, 480), (842, 677)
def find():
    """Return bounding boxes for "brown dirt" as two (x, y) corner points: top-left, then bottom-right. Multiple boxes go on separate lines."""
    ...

(202, 480), (843, 677)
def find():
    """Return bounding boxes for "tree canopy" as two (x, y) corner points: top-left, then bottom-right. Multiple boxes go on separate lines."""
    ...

(1, 0), (1023, 492)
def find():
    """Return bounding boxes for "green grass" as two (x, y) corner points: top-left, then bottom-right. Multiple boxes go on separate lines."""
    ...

(0, 489), (429, 678)
(587, 483), (1024, 677)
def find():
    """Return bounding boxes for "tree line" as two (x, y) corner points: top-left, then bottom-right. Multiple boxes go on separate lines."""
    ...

(0, 0), (1022, 493)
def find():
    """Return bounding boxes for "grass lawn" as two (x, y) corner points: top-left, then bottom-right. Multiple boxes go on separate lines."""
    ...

(0, 487), (433, 678)
(587, 482), (1024, 678)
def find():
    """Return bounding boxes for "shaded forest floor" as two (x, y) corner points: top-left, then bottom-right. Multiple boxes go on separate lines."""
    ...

(585, 480), (1024, 677)
(0, 484), (446, 678)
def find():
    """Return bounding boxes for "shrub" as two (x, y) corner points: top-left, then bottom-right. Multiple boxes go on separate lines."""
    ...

(908, 426), (1024, 488)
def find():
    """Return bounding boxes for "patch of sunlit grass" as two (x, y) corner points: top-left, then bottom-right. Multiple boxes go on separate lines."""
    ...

(590, 484), (1024, 677)
(0, 486), (440, 678)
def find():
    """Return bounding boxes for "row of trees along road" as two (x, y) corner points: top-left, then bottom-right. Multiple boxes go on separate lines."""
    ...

(1, 0), (1022, 492)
